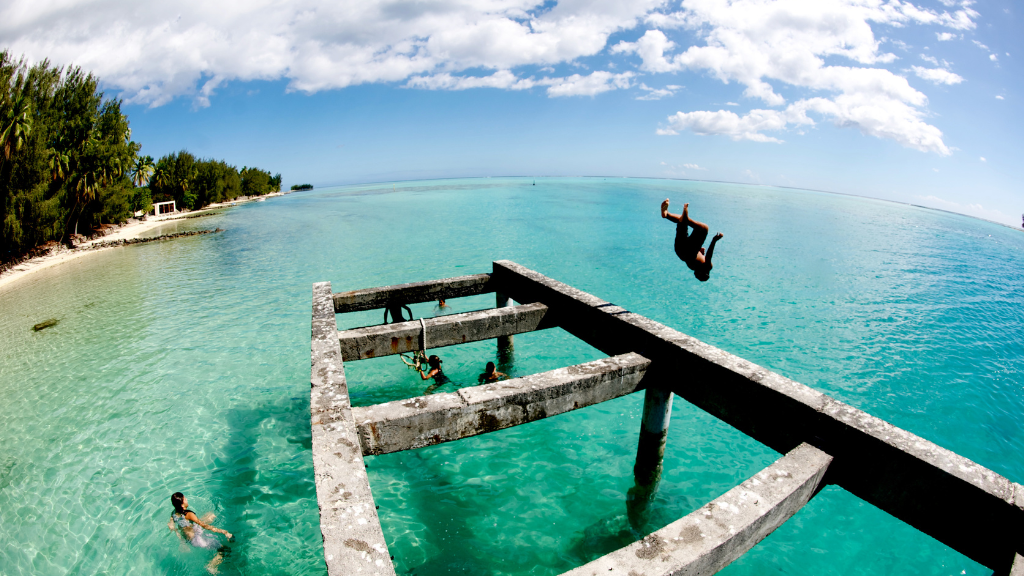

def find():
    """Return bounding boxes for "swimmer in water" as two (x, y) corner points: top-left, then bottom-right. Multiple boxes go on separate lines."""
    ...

(434, 298), (452, 316)
(478, 361), (507, 383)
(661, 199), (723, 282)
(169, 492), (232, 574)
(419, 354), (450, 394)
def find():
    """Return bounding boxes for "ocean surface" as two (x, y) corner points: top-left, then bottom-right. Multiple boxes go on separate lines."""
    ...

(0, 178), (1021, 575)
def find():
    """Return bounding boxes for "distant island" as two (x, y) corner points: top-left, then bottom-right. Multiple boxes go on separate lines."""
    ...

(291, 184), (314, 191)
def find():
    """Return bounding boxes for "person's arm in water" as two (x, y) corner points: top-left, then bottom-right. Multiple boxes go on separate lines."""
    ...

(184, 511), (232, 539)
(419, 367), (439, 380)
(704, 232), (724, 265)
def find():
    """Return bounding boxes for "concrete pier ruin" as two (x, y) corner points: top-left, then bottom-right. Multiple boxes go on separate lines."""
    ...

(311, 260), (1024, 575)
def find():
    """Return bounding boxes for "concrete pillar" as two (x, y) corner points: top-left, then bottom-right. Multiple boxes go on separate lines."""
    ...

(628, 386), (673, 531)
(496, 292), (515, 370)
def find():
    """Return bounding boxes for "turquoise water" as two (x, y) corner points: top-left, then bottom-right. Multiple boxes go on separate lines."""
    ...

(0, 178), (1021, 575)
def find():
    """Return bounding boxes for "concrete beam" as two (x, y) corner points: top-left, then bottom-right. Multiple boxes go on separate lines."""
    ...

(337, 303), (552, 361)
(492, 260), (1024, 572)
(564, 443), (832, 576)
(311, 282), (396, 576)
(351, 353), (650, 455)
(1011, 553), (1024, 576)
(333, 273), (492, 313)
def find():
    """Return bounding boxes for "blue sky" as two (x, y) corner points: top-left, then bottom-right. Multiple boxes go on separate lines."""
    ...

(2, 0), (1020, 224)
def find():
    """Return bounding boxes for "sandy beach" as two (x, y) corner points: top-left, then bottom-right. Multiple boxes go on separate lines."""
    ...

(0, 192), (286, 292)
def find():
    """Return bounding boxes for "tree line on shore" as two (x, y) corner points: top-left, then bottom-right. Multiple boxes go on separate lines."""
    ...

(0, 50), (281, 263)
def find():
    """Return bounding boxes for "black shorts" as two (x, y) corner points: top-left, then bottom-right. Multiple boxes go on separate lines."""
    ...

(674, 219), (707, 266)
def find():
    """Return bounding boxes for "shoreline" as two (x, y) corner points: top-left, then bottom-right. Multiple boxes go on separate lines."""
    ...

(0, 192), (285, 292)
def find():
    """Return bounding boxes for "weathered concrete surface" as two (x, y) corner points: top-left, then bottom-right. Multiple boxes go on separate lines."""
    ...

(492, 260), (1024, 572)
(634, 386), (674, 487)
(351, 353), (650, 455)
(496, 291), (514, 357)
(337, 302), (552, 361)
(311, 282), (396, 576)
(565, 443), (832, 576)
(333, 273), (492, 313)
(1011, 553), (1024, 576)
(628, 386), (675, 530)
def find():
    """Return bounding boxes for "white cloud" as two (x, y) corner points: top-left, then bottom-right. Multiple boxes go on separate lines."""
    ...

(405, 70), (536, 91)
(980, 156), (986, 162)
(0, 0), (981, 160)
(725, 102), (739, 106)
(920, 54), (940, 65)
(661, 108), (800, 143)
(936, 32), (956, 41)
(661, 93), (949, 154)
(989, 54), (998, 61)
(0, 0), (662, 106)
(996, 95), (1004, 100)
(972, 40), (990, 50)
(619, 0), (972, 154)
(406, 70), (634, 97)
(636, 83), (676, 100)
(660, 160), (707, 174)
(911, 66), (963, 85)
(887, 38), (911, 51)
(546, 71), (635, 97)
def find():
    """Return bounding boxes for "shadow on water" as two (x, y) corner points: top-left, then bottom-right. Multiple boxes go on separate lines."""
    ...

(199, 394), (321, 575)
(565, 514), (641, 566)
(377, 449), (487, 575)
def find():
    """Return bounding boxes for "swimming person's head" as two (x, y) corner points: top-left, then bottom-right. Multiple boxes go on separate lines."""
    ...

(485, 361), (496, 374)
(428, 355), (442, 369)
(171, 492), (187, 513)
(694, 270), (710, 282)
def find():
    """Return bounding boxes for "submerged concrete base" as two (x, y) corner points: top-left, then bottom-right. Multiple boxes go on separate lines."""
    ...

(565, 443), (832, 576)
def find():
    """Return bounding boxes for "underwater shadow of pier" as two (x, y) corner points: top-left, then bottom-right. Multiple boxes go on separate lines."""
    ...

(208, 393), (323, 575)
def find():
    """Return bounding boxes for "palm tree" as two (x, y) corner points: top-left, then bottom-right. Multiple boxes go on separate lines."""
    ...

(62, 133), (126, 242)
(129, 155), (154, 187)
(0, 85), (31, 175)
(48, 149), (69, 182)
(65, 168), (99, 238)
(1, 81), (32, 255)
(0, 89), (32, 166)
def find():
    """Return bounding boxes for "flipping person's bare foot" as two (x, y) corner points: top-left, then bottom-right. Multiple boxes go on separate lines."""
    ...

(660, 198), (670, 218)
(713, 232), (724, 241)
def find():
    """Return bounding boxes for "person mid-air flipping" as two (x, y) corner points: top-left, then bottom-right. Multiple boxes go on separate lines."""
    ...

(661, 199), (723, 282)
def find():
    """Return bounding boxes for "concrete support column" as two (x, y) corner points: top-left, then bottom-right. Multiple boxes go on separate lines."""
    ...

(628, 386), (673, 531)
(496, 292), (515, 370)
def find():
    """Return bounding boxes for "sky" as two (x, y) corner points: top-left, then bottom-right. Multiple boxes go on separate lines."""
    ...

(1, 0), (1020, 225)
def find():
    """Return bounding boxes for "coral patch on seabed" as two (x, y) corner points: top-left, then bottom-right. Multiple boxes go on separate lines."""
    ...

(32, 318), (59, 332)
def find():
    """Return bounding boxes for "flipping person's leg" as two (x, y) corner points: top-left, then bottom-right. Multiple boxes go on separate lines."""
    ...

(661, 199), (683, 223)
(684, 204), (710, 233)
